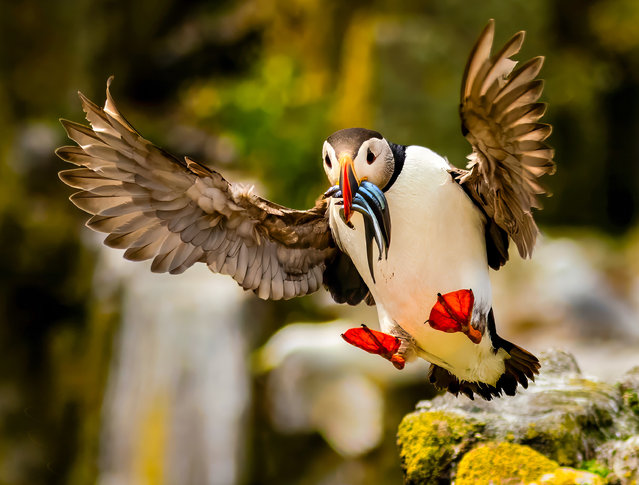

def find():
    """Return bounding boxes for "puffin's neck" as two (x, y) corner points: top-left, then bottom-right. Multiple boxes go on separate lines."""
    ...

(382, 142), (406, 192)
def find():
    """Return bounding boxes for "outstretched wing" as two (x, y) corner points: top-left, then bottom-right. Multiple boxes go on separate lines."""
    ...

(455, 19), (555, 266)
(57, 78), (338, 300)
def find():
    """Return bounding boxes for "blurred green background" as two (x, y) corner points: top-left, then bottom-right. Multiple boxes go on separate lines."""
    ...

(1, 0), (639, 484)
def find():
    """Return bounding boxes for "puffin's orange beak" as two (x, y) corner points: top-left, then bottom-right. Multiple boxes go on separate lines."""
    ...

(338, 154), (359, 223)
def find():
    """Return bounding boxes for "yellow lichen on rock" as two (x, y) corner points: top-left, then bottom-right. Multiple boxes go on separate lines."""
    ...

(397, 410), (482, 484)
(455, 442), (558, 485)
(534, 467), (605, 485)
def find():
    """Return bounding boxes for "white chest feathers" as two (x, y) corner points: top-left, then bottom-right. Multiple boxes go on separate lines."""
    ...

(329, 145), (503, 384)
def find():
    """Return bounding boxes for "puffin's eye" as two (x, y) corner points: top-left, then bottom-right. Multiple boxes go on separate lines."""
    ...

(324, 154), (332, 168)
(366, 148), (376, 164)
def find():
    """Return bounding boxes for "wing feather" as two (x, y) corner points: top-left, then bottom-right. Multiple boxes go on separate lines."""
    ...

(57, 79), (341, 300)
(456, 20), (555, 262)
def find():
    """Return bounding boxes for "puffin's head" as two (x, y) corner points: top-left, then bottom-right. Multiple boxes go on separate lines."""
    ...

(322, 128), (395, 223)
(322, 128), (393, 275)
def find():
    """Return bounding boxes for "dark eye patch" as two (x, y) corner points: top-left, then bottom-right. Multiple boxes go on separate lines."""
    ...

(366, 148), (376, 164)
(325, 154), (332, 168)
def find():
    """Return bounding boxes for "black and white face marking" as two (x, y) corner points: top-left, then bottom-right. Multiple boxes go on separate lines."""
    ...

(322, 128), (395, 190)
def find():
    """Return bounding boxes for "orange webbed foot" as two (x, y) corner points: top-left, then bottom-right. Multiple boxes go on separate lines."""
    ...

(427, 289), (482, 344)
(341, 325), (406, 370)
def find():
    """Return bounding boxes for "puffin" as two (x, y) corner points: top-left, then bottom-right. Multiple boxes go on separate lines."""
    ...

(57, 20), (554, 400)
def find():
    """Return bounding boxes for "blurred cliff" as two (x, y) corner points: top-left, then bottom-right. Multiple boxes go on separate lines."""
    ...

(1, 0), (638, 484)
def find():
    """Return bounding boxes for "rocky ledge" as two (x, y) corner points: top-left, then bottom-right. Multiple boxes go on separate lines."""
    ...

(397, 349), (639, 484)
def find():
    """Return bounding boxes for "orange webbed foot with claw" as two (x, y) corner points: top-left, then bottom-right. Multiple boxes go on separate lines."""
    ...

(427, 289), (482, 344)
(341, 325), (406, 369)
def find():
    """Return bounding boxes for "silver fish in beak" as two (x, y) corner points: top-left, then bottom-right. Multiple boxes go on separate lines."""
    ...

(324, 180), (391, 282)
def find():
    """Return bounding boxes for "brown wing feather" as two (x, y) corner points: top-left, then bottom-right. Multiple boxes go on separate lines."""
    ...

(57, 78), (339, 301)
(457, 20), (556, 261)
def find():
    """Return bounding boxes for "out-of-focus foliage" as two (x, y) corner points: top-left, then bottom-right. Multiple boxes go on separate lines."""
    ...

(1, 0), (638, 484)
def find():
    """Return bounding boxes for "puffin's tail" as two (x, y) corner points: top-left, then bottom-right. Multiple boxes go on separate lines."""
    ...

(428, 344), (539, 400)
(428, 310), (540, 400)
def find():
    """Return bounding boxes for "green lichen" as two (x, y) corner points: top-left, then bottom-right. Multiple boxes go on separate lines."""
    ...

(521, 412), (586, 465)
(397, 410), (482, 484)
(526, 422), (540, 440)
(580, 459), (611, 478)
(623, 390), (639, 416)
(543, 416), (583, 465)
(455, 442), (558, 485)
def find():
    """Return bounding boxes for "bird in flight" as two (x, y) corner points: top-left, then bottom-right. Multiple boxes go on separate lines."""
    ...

(57, 20), (554, 400)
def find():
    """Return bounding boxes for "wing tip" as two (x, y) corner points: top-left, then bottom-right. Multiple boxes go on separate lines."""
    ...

(77, 90), (89, 104)
(105, 75), (117, 114)
(54, 145), (69, 158)
(77, 90), (103, 119)
(58, 168), (75, 185)
(68, 190), (98, 214)
(58, 118), (88, 141)
(510, 30), (525, 54)
(481, 18), (496, 45)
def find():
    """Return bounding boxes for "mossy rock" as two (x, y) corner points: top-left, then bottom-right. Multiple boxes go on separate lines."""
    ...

(455, 442), (558, 484)
(397, 410), (483, 484)
(413, 351), (623, 465)
(398, 351), (639, 483)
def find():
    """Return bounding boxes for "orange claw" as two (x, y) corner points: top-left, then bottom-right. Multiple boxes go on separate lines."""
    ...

(390, 354), (405, 370)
